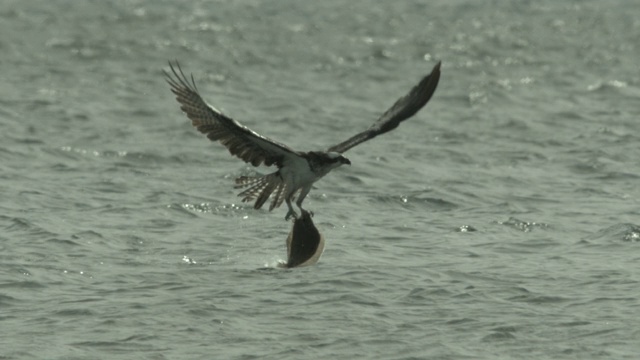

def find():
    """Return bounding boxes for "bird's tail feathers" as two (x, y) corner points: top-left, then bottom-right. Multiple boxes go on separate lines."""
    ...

(235, 174), (288, 211)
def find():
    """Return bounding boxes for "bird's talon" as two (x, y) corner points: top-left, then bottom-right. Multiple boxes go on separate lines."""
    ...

(285, 210), (298, 221)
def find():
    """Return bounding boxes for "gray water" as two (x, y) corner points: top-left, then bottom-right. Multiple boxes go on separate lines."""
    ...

(2, 0), (640, 359)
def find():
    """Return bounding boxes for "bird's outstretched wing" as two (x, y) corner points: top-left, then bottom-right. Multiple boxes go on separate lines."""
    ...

(326, 61), (441, 154)
(164, 61), (300, 167)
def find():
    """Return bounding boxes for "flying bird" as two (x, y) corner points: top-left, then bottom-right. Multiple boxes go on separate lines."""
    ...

(164, 60), (441, 220)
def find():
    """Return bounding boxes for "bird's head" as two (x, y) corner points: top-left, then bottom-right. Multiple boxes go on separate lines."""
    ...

(307, 151), (351, 175)
(326, 152), (351, 166)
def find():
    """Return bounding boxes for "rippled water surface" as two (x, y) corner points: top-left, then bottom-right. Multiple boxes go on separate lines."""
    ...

(2, 1), (640, 359)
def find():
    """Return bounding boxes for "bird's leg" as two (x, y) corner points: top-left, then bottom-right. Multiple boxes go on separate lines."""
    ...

(296, 187), (313, 218)
(284, 197), (298, 221)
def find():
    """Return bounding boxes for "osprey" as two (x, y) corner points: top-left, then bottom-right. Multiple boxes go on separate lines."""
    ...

(165, 60), (440, 220)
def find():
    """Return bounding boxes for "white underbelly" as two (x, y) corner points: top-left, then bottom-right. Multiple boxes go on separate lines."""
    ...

(280, 157), (317, 191)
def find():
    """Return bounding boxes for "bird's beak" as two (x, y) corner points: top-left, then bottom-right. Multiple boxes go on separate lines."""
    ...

(342, 157), (351, 166)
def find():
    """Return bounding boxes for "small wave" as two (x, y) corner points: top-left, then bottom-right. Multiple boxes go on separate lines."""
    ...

(585, 223), (640, 243)
(496, 217), (550, 232)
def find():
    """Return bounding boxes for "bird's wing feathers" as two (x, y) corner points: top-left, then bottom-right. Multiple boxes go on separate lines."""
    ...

(326, 61), (441, 154)
(164, 61), (299, 167)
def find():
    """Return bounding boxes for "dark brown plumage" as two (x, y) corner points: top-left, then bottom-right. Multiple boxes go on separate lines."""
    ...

(164, 60), (441, 220)
(326, 61), (441, 153)
(164, 62), (298, 168)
